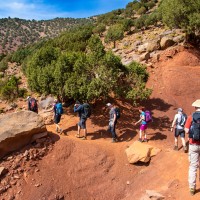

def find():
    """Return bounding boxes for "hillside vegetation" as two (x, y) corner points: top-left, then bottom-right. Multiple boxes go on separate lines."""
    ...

(1, 0), (200, 104)
(0, 17), (92, 54)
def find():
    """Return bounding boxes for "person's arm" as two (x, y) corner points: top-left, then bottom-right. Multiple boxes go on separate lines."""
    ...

(111, 112), (116, 126)
(74, 104), (82, 112)
(184, 115), (192, 134)
(171, 114), (178, 132)
(28, 100), (30, 110)
(135, 114), (145, 125)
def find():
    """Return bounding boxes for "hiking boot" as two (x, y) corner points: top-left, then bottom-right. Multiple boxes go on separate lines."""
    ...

(183, 146), (188, 153)
(138, 138), (143, 143)
(173, 146), (178, 151)
(111, 138), (117, 143)
(143, 138), (148, 142)
(81, 136), (87, 140)
(190, 188), (195, 196)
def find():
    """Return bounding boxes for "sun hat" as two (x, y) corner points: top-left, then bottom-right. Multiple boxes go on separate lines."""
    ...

(192, 99), (200, 107)
(106, 103), (112, 107)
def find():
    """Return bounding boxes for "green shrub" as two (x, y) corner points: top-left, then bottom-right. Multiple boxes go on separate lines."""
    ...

(137, 6), (147, 15)
(0, 60), (8, 72)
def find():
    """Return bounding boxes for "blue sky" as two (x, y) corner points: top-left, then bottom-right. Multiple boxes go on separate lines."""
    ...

(0, 0), (132, 20)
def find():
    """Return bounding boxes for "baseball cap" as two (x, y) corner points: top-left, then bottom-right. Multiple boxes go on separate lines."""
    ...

(106, 103), (112, 107)
(177, 108), (183, 112)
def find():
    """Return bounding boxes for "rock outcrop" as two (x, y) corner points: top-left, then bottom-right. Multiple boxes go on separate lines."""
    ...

(0, 111), (46, 158)
(125, 141), (161, 164)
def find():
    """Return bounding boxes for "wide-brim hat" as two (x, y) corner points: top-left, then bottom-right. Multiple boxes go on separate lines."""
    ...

(192, 99), (200, 107)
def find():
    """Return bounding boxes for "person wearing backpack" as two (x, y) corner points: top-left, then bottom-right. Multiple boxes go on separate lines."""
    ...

(53, 99), (63, 134)
(27, 96), (38, 114)
(171, 108), (187, 152)
(134, 107), (148, 142)
(106, 103), (119, 143)
(184, 100), (200, 196)
(74, 101), (90, 140)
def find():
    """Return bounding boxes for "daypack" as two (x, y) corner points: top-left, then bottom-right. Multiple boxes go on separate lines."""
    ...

(81, 103), (91, 119)
(30, 98), (37, 111)
(145, 110), (152, 123)
(189, 112), (200, 141)
(177, 113), (187, 127)
(115, 107), (120, 119)
(56, 103), (63, 115)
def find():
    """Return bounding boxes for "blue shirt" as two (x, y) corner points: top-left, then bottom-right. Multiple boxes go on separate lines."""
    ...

(141, 111), (147, 125)
(74, 104), (84, 118)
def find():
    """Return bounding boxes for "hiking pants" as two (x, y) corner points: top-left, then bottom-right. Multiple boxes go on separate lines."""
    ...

(188, 144), (200, 189)
(108, 121), (117, 139)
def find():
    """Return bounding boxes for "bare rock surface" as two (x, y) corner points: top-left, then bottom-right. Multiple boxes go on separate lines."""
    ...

(125, 141), (161, 163)
(0, 111), (46, 158)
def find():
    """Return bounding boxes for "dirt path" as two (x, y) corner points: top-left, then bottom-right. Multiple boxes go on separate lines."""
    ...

(2, 47), (200, 200)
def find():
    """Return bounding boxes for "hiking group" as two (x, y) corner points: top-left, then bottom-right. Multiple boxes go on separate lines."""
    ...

(26, 96), (200, 196)
(170, 100), (200, 196)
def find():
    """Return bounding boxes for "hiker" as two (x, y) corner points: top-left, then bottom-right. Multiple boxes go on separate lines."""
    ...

(27, 96), (38, 113)
(170, 108), (187, 152)
(134, 107), (148, 142)
(106, 103), (119, 143)
(184, 100), (200, 196)
(74, 101), (91, 140)
(53, 99), (63, 134)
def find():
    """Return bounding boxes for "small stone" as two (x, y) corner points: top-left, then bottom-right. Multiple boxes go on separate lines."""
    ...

(0, 167), (8, 177)
(14, 175), (20, 179)
(35, 183), (41, 187)
(126, 181), (130, 185)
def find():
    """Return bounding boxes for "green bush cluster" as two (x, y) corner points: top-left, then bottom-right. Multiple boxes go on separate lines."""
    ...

(17, 26), (151, 103)
(0, 75), (27, 102)
(159, 0), (200, 39)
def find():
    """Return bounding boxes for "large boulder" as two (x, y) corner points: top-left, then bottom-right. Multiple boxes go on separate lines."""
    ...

(140, 52), (150, 61)
(125, 141), (161, 164)
(138, 43), (148, 53)
(160, 36), (175, 50)
(147, 39), (160, 52)
(0, 111), (46, 158)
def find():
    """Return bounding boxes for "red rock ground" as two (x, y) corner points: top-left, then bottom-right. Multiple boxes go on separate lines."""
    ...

(1, 46), (200, 200)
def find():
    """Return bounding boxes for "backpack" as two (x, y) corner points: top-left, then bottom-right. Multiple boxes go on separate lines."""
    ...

(30, 98), (37, 111)
(178, 113), (187, 127)
(115, 107), (120, 119)
(189, 112), (200, 141)
(145, 110), (152, 123)
(81, 103), (91, 119)
(56, 103), (63, 115)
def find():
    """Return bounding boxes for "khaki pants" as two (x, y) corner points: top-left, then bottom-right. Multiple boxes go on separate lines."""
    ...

(188, 144), (200, 189)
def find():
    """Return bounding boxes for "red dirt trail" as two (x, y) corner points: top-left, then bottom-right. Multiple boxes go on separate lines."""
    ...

(1, 46), (200, 200)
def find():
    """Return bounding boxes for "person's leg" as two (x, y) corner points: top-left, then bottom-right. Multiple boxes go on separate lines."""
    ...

(77, 120), (81, 137)
(138, 130), (143, 142)
(143, 125), (148, 142)
(54, 114), (61, 133)
(180, 130), (187, 152)
(110, 123), (117, 142)
(188, 144), (200, 195)
(82, 119), (87, 139)
(174, 128), (178, 150)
